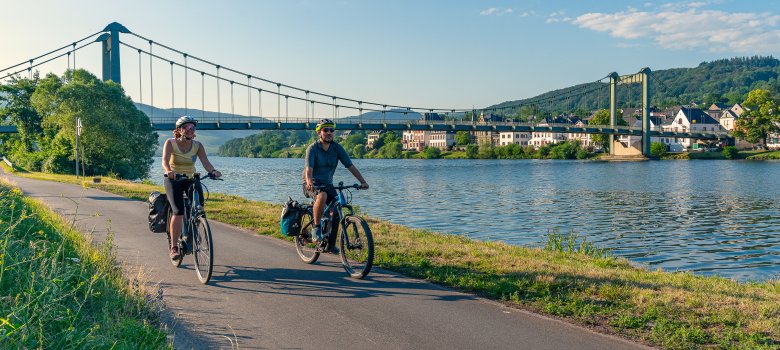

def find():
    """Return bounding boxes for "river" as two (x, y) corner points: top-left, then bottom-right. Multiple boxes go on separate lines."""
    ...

(152, 156), (780, 282)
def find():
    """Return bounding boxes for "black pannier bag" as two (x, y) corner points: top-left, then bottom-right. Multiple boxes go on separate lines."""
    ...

(148, 191), (169, 233)
(280, 197), (303, 236)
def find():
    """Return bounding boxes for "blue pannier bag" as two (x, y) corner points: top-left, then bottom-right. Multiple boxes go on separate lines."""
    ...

(280, 197), (303, 236)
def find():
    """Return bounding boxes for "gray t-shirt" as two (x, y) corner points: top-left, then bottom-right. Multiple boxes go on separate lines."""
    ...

(304, 141), (353, 185)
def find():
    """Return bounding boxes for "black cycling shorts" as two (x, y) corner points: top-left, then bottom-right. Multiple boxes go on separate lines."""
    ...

(164, 176), (204, 216)
(302, 183), (337, 205)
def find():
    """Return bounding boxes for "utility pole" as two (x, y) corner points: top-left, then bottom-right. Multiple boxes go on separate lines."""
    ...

(75, 117), (82, 177)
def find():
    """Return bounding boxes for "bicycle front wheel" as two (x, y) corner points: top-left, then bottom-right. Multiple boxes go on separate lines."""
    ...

(339, 215), (374, 279)
(193, 216), (214, 284)
(295, 210), (320, 264)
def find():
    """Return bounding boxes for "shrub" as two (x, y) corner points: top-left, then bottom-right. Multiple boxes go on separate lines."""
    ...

(722, 146), (739, 159)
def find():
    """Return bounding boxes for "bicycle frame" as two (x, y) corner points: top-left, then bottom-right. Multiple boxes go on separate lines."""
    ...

(316, 184), (356, 246)
(171, 173), (214, 253)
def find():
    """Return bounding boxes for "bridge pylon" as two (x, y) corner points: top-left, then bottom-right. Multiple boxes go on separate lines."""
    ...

(609, 68), (652, 158)
(96, 22), (130, 84)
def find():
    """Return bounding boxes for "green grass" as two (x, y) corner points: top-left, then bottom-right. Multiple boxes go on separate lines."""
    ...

(9, 170), (780, 350)
(744, 150), (780, 160)
(0, 180), (169, 349)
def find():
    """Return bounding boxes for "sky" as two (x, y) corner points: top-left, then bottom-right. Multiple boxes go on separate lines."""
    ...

(1, 0), (780, 118)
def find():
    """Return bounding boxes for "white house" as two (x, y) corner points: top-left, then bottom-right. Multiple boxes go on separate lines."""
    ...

(567, 119), (593, 148)
(498, 131), (531, 146)
(427, 131), (456, 150)
(366, 131), (383, 149)
(659, 107), (721, 152)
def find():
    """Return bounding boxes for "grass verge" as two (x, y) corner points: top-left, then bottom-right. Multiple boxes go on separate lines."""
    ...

(8, 169), (780, 350)
(0, 178), (169, 348)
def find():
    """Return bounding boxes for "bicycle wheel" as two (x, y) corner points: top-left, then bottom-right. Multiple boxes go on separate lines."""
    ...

(295, 210), (320, 264)
(339, 215), (374, 279)
(193, 216), (213, 284)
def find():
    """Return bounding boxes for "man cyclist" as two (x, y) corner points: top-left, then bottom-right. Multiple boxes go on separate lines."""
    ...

(162, 116), (222, 260)
(304, 118), (369, 243)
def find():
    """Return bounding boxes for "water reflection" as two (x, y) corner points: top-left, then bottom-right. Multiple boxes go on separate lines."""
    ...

(152, 157), (780, 282)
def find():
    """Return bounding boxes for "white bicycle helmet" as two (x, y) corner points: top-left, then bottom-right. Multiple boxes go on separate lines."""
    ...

(176, 115), (198, 128)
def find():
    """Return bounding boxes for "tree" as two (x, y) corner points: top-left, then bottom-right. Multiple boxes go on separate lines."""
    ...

(455, 131), (471, 145)
(421, 146), (441, 159)
(722, 146), (739, 159)
(0, 74), (43, 153)
(589, 109), (627, 152)
(31, 69), (158, 179)
(465, 144), (478, 158)
(650, 142), (667, 157)
(733, 89), (779, 145)
(477, 143), (495, 159)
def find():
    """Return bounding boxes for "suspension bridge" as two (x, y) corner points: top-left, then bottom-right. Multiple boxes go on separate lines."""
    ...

(1, 22), (732, 156)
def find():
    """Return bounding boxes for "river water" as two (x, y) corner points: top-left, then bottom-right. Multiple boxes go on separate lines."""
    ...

(152, 156), (780, 282)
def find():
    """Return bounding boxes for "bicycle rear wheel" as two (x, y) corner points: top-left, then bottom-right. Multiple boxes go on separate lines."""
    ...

(339, 215), (374, 279)
(295, 210), (320, 264)
(193, 216), (213, 284)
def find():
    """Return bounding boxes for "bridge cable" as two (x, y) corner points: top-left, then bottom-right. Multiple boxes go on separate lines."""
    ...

(0, 30), (101, 73)
(170, 61), (175, 120)
(149, 41), (154, 121)
(230, 81), (235, 121)
(201, 72), (205, 120)
(247, 75), (252, 119)
(277, 84), (281, 122)
(123, 40), (610, 118)
(1, 40), (96, 82)
(125, 31), (474, 112)
(258, 88), (263, 119)
(216, 65), (221, 124)
(184, 54), (188, 115)
(138, 49), (143, 106)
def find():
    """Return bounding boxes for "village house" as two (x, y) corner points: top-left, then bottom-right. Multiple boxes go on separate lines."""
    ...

(401, 130), (427, 151)
(528, 116), (569, 147)
(427, 131), (456, 150)
(498, 131), (531, 146)
(366, 130), (383, 149)
(658, 107), (721, 152)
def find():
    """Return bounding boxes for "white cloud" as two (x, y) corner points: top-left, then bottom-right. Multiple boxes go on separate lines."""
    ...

(546, 11), (572, 23)
(481, 7), (513, 16)
(572, 6), (780, 52)
(481, 7), (498, 16)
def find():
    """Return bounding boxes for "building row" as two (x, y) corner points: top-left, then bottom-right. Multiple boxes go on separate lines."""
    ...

(364, 105), (780, 152)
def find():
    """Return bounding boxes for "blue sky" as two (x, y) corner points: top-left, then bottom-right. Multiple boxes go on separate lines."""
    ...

(1, 0), (779, 117)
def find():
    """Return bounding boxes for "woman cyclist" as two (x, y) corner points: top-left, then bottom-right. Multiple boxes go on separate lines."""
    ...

(162, 116), (222, 260)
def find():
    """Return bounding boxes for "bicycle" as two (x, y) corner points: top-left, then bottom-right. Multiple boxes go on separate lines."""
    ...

(165, 172), (222, 284)
(295, 181), (374, 279)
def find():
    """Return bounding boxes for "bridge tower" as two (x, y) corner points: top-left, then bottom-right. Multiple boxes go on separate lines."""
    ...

(609, 68), (652, 157)
(96, 22), (130, 84)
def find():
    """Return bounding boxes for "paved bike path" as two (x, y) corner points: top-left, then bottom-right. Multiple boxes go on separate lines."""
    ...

(4, 173), (653, 350)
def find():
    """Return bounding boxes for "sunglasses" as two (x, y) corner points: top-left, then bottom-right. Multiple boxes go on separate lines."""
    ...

(321, 128), (335, 133)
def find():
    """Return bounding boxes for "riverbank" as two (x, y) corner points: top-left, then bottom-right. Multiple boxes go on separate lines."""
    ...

(4, 166), (780, 349)
(0, 177), (169, 348)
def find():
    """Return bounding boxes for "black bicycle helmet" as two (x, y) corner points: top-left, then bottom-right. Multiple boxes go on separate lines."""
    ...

(315, 118), (335, 132)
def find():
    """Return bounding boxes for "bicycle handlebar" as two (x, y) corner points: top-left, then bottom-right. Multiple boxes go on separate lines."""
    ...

(165, 173), (223, 182)
(314, 182), (362, 191)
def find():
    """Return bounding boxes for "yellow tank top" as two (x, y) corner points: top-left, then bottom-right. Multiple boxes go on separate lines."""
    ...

(168, 139), (200, 177)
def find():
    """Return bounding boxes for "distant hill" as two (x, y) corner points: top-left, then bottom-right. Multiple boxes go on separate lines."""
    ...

(135, 103), (264, 155)
(337, 109), (422, 122)
(489, 56), (780, 115)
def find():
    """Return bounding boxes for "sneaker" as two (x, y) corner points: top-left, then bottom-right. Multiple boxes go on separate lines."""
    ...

(170, 247), (181, 260)
(312, 226), (324, 243)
